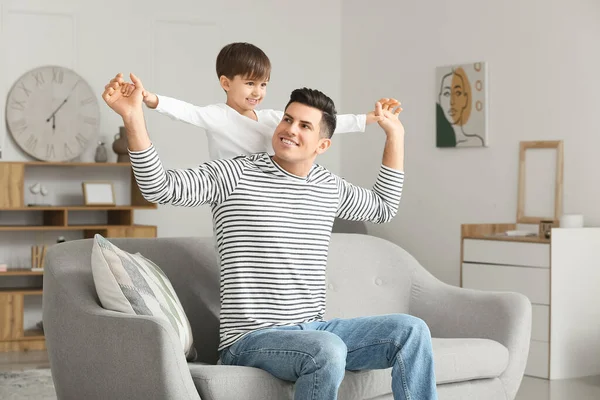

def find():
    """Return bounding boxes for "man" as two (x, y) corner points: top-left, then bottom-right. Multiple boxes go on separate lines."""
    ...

(102, 73), (437, 400)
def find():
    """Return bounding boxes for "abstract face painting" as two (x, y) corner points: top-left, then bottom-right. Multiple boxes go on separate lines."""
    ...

(436, 62), (488, 148)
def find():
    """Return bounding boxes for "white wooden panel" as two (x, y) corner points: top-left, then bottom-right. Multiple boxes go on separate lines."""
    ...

(463, 239), (549, 268)
(526, 340), (550, 379)
(145, 21), (221, 239)
(532, 304), (550, 342)
(462, 263), (550, 305)
(550, 228), (600, 379)
(2, 10), (75, 161)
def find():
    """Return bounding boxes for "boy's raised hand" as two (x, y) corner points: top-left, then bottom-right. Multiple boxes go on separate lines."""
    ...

(102, 73), (145, 119)
(121, 81), (159, 109)
(366, 98), (401, 125)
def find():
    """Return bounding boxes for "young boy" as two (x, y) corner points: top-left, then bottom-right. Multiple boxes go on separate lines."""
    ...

(119, 42), (398, 160)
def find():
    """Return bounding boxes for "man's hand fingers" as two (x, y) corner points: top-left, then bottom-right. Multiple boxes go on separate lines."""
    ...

(130, 73), (144, 89)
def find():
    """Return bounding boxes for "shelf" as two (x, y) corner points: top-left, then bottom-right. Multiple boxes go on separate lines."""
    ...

(22, 329), (44, 339)
(0, 224), (155, 231)
(0, 205), (157, 211)
(10, 161), (131, 167)
(0, 270), (43, 276)
(462, 234), (550, 244)
(0, 288), (43, 295)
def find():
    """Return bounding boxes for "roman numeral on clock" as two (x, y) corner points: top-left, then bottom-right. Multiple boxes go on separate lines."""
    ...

(52, 68), (64, 84)
(80, 97), (95, 106)
(11, 99), (26, 111)
(25, 135), (38, 153)
(12, 119), (27, 135)
(32, 72), (45, 87)
(46, 144), (56, 160)
(18, 82), (32, 97)
(64, 143), (74, 158)
(75, 133), (88, 149)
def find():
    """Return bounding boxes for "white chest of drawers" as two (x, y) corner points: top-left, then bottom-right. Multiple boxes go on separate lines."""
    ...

(460, 224), (600, 380)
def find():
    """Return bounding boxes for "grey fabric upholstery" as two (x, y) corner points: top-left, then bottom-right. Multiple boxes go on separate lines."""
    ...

(43, 233), (531, 400)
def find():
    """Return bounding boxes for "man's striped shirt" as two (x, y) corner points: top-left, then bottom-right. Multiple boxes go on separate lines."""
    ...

(129, 145), (404, 351)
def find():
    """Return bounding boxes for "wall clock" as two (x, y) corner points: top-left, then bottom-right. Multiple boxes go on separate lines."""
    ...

(5, 65), (100, 162)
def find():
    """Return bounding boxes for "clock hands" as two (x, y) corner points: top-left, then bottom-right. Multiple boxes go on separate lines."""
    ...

(45, 79), (81, 126)
(46, 98), (67, 122)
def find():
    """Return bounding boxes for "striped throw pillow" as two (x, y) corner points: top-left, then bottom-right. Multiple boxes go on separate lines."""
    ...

(91, 234), (196, 361)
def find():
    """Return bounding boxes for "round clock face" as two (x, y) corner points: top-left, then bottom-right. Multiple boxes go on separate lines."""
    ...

(5, 65), (100, 161)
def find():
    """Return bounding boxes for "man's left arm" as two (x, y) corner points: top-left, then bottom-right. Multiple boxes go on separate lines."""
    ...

(335, 100), (405, 223)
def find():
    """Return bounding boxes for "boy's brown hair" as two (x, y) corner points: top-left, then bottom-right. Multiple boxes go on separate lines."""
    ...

(216, 42), (271, 81)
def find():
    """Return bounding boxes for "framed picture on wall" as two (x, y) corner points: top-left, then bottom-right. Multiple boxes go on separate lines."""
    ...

(82, 181), (116, 206)
(435, 61), (488, 148)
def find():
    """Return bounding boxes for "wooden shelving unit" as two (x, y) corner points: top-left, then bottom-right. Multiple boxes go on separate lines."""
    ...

(0, 160), (158, 352)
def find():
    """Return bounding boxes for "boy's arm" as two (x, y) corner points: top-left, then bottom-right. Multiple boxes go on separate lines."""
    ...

(259, 98), (400, 135)
(120, 80), (226, 130)
(335, 101), (405, 222)
(150, 94), (226, 131)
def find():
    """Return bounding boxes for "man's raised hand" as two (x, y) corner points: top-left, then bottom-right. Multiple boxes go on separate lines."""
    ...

(374, 99), (404, 137)
(102, 73), (145, 119)
(366, 98), (400, 125)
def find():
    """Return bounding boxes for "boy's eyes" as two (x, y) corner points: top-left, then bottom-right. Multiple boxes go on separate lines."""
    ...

(245, 82), (268, 87)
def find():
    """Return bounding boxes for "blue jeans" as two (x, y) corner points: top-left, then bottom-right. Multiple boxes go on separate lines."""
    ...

(219, 314), (438, 400)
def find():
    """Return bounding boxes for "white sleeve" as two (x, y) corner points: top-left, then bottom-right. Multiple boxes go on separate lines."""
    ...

(334, 114), (366, 134)
(153, 94), (226, 131)
(257, 109), (366, 135)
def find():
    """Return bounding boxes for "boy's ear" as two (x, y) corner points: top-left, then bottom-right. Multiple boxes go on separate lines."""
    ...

(219, 75), (230, 91)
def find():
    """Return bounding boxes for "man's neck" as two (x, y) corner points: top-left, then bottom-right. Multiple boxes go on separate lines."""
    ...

(271, 155), (314, 178)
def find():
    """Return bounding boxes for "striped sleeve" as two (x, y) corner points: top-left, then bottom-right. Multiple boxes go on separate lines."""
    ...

(334, 165), (404, 223)
(128, 144), (245, 207)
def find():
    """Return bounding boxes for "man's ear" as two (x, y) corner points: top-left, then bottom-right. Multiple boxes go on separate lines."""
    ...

(219, 76), (230, 92)
(316, 138), (332, 155)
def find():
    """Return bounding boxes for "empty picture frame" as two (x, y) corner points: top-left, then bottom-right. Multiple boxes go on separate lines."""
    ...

(517, 140), (563, 224)
(82, 181), (116, 206)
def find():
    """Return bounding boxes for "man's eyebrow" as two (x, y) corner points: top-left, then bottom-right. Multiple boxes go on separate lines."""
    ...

(283, 113), (314, 128)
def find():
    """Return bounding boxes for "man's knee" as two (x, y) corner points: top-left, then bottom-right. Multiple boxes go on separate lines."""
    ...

(302, 331), (347, 375)
(389, 314), (432, 342)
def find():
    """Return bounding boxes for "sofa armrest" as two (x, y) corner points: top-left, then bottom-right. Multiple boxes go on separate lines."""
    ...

(409, 276), (531, 399)
(43, 267), (201, 400)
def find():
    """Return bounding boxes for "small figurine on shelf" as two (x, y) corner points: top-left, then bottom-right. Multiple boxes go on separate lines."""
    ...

(28, 182), (51, 206)
(94, 141), (108, 163)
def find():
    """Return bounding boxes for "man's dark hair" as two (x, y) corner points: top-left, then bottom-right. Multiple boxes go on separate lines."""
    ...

(285, 88), (337, 138)
(216, 42), (271, 81)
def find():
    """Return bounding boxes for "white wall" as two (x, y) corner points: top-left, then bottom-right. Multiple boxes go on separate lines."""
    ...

(340, 0), (600, 285)
(0, 0), (343, 264)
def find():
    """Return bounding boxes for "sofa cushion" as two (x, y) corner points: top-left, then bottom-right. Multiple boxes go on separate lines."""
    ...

(433, 338), (509, 384)
(188, 338), (508, 399)
(91, 234), (196, 361)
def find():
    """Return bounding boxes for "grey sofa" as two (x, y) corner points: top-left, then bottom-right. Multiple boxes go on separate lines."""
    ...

(43, 233), (531, 400)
